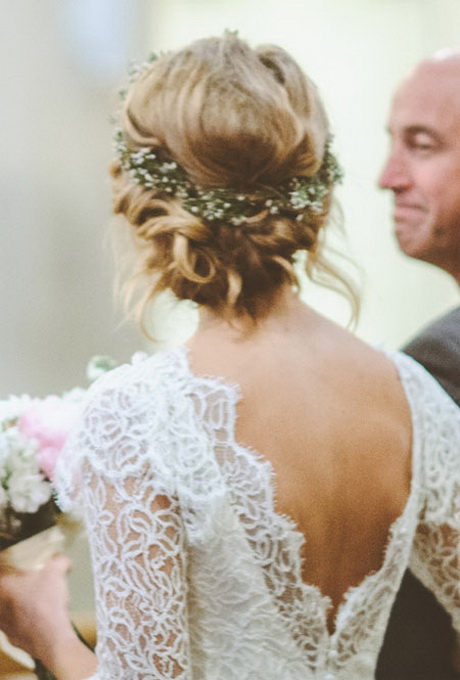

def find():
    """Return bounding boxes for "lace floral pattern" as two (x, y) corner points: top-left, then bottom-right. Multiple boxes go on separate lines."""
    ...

(56, 347), (460, 680)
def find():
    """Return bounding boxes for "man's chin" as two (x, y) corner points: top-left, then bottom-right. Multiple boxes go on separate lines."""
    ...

(394, 228), (426, 260)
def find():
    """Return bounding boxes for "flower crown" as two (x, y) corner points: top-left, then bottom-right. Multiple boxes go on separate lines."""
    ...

(114, 52), (343, 227)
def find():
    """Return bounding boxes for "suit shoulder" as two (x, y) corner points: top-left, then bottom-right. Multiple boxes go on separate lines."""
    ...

(403, 305), (460, 406)
(404, 306), (460, 349)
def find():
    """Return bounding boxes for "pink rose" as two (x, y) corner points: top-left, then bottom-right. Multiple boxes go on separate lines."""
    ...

(18, 396), (82, 481)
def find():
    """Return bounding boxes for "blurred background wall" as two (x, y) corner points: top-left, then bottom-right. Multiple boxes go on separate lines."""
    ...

(1, 0), (459, 614)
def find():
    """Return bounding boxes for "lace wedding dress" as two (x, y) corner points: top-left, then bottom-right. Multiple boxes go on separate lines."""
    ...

(56, 347), (460, 680)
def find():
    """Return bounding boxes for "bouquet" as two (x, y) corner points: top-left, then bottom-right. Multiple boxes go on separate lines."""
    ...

(0, 356), (117, 678)
(0, 390), (84, 553)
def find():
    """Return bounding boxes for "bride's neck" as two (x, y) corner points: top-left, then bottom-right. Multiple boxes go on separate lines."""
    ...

(194, 286), (312, 341)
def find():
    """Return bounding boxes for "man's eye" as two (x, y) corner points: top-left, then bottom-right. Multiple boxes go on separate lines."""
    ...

(409, 136), (436, 152)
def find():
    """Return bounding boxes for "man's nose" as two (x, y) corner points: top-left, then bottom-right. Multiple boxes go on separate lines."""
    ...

(378, 151), (410, 191)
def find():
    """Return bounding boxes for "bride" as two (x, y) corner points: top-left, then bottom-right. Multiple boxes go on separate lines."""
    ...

(0, 32), (459, 680)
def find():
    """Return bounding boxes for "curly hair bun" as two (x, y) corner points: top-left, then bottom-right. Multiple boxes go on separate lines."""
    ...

(111, 33), (359, 326)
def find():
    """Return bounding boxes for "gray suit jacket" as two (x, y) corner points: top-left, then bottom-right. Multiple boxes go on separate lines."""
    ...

(377, 305), (460, 680)
(404, 306), (460, 407)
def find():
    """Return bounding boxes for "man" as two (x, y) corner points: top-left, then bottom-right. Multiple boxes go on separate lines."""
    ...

(377, 50), (460, 680)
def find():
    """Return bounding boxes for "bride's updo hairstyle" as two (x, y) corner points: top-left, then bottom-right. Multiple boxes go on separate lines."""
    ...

(111, 32), (358, 326)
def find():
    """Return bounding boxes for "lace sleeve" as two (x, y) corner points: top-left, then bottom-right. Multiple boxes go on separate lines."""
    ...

(408, 370), (460, 633)
(56, 364), (192, 679)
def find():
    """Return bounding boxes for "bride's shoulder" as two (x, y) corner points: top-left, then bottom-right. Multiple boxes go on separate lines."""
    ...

(383, 348), (456, 399)
(84, 347), (188, 406)
(383, 350), (460, 454)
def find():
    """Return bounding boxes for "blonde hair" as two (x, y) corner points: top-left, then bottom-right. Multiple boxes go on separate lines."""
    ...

(111, 33), (359, 327)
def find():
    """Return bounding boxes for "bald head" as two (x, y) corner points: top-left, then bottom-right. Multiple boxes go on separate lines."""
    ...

(379, 49), (460, 283)
(429, 46), (460, 65)
(408, 47), (460, 80)
(397, 50), (460, 117)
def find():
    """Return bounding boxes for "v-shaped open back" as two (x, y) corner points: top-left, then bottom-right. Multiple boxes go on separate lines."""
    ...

(182, 345), (418, 636)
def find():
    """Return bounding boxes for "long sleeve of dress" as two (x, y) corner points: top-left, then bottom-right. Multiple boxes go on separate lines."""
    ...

(56, 361), (192, 679)
(407, 358), (460, 632)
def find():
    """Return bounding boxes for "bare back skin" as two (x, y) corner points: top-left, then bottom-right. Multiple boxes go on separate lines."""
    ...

(187, 288), (413, 633)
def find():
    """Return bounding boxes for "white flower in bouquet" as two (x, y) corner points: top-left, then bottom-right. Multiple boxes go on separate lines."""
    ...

(6, 440), (52, 514)
(0, 425), (49, 512)
(0, 394), (31, 424)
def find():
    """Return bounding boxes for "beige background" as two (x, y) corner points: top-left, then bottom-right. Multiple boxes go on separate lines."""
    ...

(1, 0), (459, 616)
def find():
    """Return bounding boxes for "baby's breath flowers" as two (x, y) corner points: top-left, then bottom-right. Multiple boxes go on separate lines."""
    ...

(114, 129), (343, 227)
(113, 48), (343, 226)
